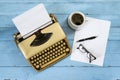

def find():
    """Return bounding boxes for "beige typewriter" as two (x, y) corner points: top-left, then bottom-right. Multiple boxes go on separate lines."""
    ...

(13, 4), (71, 71)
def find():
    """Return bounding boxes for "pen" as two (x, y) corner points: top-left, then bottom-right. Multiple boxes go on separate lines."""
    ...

(76, 36), (97, 42)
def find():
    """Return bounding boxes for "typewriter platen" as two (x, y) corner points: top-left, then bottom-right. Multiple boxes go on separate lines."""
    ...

(14, 14), (71, 71)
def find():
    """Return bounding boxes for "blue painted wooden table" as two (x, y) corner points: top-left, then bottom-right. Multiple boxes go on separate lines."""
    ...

(0, 0), (120, 80)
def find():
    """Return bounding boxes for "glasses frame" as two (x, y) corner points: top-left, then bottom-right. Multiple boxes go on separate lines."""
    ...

(77, 44), (96, 63)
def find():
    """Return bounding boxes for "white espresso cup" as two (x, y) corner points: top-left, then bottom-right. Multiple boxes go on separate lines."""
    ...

(68, 11), (86, 30)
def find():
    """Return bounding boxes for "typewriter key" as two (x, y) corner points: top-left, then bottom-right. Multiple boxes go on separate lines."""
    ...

(45, 60), (47, 63)
(58, 42), (60, 45)
(61, 44), (63, 47)
(36, 61), (39, 64)
(60, 40), (63, 43)
(42, 51), (44, 54)
(53, 52), (55, 55)
(31, 60), (34, 63)
(63, 46), (66, 49)
(58, 46), (61, 48)
(66, 48), (70, 52)
(50, 54), (52, 57)
(44, 49), (47, 52)
(39, 60), (41, 63)
(63, 42), (66, 45)
(50, 46), (52, 49)
(39, 52), (42, 55)
(53, 56), (55, 58)
(34, 55), (36, 58)
(55, 51), (57, 53)
(55, 43), (58, 46)
(42, 55), (45, 57)
(37, 58), (39, 60)
(55, 47), (58, 50)
(53, 49), (55, 51)
(39, 56), (42, 59)
(42, 62), (45, 65)
(47, 55), (50, 58)
(47, 59), (50, 61)
(45, 57), (47, 60)
(63, 50), (66, 53)
(36, 65), (40, 69)
(52, 45), (55, 48)
(34, 59), (37, 62)
(58, 50), (60, 52)
(58, 52), (60, 55)
(45, 53), (47, 56)
(33, 63), (36, 66)
(42, 59), (44, 61)
(50, 50), (53, 53)
(31, 57), (34, 60)
(36, 54), (39, 57)
(55, 55), (58, 57)
(47, 48), (50, 51)
(48, 52), (50, 55)
(60, 52), (63, 54)
(60, 48), (63, 51)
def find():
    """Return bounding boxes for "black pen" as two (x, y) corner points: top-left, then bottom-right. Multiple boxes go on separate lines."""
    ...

(76, 36), (97, 42)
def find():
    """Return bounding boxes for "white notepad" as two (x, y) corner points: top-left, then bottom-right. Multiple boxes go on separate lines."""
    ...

(12, 4), (52, 38)
(71, 17), (111, 66)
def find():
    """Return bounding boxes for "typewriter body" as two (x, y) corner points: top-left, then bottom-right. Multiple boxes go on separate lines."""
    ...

(14, 14), (71, 71)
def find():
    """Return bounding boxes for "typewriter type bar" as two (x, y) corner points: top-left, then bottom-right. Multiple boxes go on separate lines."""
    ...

(14, 14), (71, 71)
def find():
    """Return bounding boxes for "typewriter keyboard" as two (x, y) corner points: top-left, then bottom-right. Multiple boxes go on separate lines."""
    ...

(29, 39), (70, 71)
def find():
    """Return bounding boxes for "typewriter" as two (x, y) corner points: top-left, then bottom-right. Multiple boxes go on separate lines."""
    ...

(14, 14), (71, 71)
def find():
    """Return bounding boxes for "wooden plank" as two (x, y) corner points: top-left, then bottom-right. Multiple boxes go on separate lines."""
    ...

(0, 52), (120, 67)
(0, 14), (119, 27)
(0, 3), (120, 15)
(0, 40), (120, 66)
(0, 40), (18, 51)
(0, 0), (120, 2)
(0, 67), (120, 80)
(0, 67), (31, 80)
(0, 40), (120, 54)
(0, 27), (120, 40)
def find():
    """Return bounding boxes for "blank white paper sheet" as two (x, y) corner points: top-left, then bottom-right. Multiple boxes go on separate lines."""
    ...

(71, 17), (111, 66)
(12, 4), (52, 38)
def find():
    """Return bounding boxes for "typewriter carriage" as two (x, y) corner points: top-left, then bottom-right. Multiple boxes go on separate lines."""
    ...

(14, 14), (57, 44)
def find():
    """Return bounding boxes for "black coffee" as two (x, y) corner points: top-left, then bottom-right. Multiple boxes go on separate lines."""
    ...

(71, 13), (84, 25)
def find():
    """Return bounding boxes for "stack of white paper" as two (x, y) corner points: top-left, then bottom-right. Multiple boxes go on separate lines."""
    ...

(12, 4), (52, 38)
(71, 17), (111, 66)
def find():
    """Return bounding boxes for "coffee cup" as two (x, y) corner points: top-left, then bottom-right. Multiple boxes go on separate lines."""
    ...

(68, 11), (86, 30)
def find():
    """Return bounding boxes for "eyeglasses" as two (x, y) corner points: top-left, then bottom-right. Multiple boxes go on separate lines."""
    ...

(77, 44), (96, 63)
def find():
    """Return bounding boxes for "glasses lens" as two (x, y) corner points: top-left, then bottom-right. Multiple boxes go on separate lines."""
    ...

(87, 53), (96, 61)
(79, 45), (86, 53)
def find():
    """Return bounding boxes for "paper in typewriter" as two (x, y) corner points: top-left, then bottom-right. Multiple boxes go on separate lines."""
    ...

(12, 4), (52, 38)
(71, 17), (111, 66)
